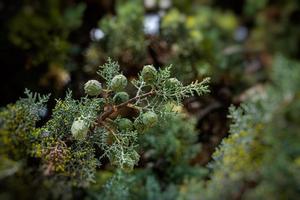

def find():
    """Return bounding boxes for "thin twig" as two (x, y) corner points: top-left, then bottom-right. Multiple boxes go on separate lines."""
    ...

(99, 121), (121, 143)
(135, 81), (145, 104)
(98, 90), (156, 122)
(116, 90), (155, 109)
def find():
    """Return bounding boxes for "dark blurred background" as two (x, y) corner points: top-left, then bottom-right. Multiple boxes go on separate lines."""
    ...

(1, 0), (287, 105)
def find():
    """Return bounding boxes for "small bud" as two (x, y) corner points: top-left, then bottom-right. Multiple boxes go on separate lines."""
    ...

(117, 118), (133, 131)
(110, 74), (127, 92)
(134, 111), (158, 133)
(113, 92), (129, 104)
(71, 119), (89, 140)
(141, 65), (157, 83)
(142, 111), (158, 128)
(84, 80), (102, 96)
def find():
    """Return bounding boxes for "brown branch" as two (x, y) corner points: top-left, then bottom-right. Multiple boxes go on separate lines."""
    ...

(99, 105), (115, 121)
(117, 90), (155, 109)
(99, 121), (120, 143)
(97, 90), (156, 123)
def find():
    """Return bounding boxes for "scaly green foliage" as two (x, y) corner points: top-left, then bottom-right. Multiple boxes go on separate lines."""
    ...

(178, 55), (300, 200)
(0, 59), (209, 199)
(87, 110), (207, 200)
(0, 89), (49, 158)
